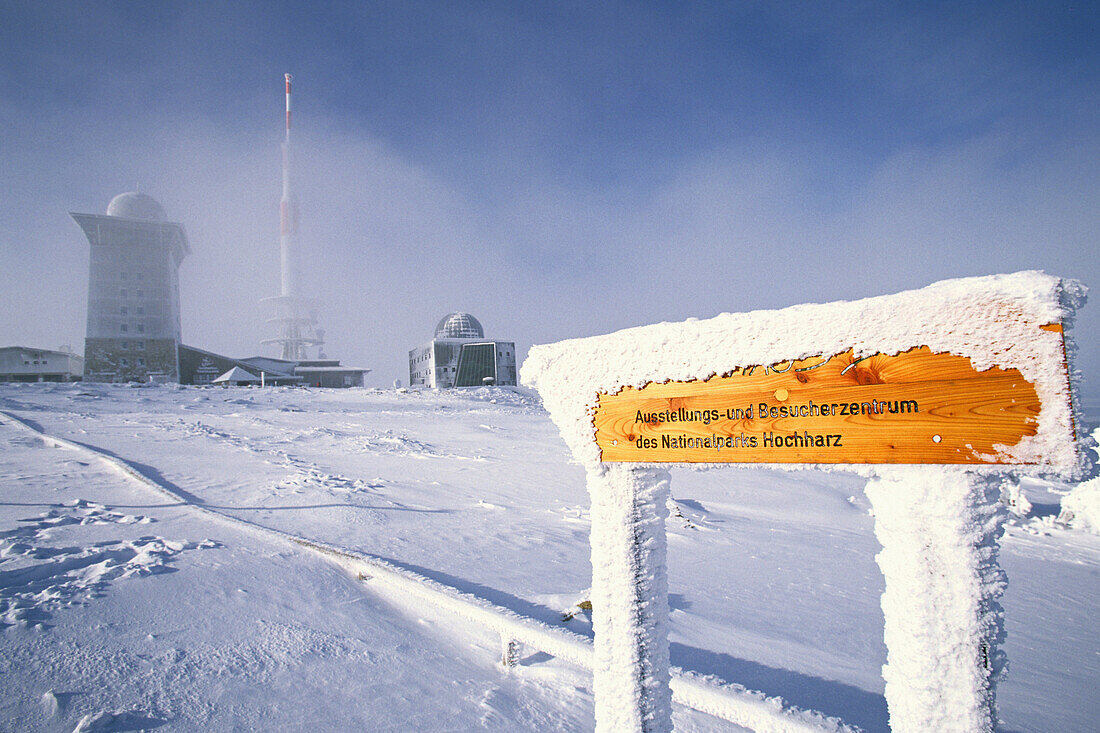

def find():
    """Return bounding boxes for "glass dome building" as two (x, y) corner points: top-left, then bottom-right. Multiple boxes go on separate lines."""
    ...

(410, 313), (516, 388)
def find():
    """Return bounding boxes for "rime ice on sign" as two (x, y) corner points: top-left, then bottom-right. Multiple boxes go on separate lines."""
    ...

(525, 271), (1085, 476)
(522, 271), (1088, 733)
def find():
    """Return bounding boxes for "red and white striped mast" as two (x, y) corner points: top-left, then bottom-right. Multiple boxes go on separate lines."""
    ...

(279, 72), (298, 298)
(262, 73), (324, 362)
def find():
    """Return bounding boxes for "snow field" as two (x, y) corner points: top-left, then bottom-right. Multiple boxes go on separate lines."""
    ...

(2, 403), (849, 732)
(1, 382), (1098, 730)
(1057, 427), (1100, 534)
(0, 408), (599, 731)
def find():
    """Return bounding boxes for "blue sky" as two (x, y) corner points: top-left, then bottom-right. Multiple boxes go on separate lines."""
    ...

(1, 1), (1098, 396)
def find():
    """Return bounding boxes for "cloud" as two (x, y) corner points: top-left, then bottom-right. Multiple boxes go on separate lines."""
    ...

(2, 3), (1097, 393)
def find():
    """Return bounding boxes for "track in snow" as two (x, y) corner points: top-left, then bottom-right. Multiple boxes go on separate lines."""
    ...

(0, 409), (854, 733)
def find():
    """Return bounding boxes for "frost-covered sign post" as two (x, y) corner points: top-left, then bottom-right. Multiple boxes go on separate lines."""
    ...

(522, 272), (1087, 733)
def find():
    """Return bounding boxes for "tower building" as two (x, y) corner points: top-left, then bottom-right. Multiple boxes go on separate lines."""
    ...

(72, 192), (189, 382)
(261, 73), (325, 360)
(409, 313), (517, 388)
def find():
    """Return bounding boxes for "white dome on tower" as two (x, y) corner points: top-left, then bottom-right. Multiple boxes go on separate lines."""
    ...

(106, 192), (167, 221)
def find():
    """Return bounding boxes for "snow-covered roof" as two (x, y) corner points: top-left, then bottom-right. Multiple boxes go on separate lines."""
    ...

(293, 365), (370, 373)
(212, 366), (261, 384)
(240, 356), (298, 376)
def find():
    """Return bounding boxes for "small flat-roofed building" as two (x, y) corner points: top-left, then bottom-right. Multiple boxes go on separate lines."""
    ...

(0, 347), (83, 382)
(294, 360), (369, 388)
(409, 313), (517, 389)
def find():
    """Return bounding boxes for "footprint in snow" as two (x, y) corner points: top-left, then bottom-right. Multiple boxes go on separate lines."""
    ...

(0, 502), (219, 630)
(71, 708), (168, 732)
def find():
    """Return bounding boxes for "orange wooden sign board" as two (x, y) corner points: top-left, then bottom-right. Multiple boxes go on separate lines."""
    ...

(595, 326), (1067, 464)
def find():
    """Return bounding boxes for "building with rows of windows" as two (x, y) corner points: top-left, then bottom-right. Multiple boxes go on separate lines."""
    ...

(72, 192), (189, 383)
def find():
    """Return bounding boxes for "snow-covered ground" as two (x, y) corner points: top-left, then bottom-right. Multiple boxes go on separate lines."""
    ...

(1, 383), (1097, 731)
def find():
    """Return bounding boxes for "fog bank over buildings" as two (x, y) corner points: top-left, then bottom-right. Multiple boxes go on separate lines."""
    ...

(1, 4), (1097, 394)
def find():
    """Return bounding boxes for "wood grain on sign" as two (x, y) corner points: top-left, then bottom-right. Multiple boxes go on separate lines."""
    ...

(594, 328), (1067, 464)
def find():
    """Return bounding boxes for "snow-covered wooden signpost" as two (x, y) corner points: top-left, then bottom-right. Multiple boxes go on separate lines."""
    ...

(522, 272), (1087, 732)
